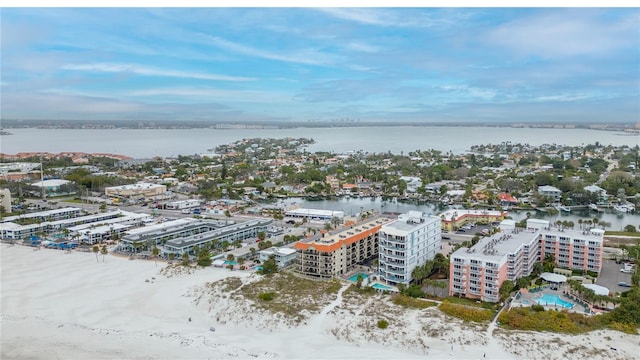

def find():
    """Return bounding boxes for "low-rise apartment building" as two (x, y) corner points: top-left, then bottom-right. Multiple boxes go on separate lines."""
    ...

(118, 217), (272, 256)
(378, 211), (441, 286)
(449, 219), (604, 302)
(259, 246), (298, 268)
(438, 209), (507, 232)
(105, 182), (167, 198)
(163, 219), (272, 256)
(294, 217), (392, 280)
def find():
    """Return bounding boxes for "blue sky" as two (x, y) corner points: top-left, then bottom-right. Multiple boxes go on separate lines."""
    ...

(1, 8), (638, 123)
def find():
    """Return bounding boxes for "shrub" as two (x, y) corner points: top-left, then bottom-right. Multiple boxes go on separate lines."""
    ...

(497, 307), (607, 334)
(393, 294), (438, 309)
(531, 304), (545, 312)
(377, 319), (389, 329)
(258, 292), (277, 301)
(439, 302), (495, 322)
(401, 284), (425, 298)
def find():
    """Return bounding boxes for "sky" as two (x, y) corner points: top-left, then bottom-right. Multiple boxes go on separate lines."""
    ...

(1, 7), (639, 123)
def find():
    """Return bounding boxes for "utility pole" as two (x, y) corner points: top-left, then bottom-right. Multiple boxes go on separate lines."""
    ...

(40, 159), (45, 201)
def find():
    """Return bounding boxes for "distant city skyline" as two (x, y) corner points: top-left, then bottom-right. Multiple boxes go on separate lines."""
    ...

(2, 8), (638, 123)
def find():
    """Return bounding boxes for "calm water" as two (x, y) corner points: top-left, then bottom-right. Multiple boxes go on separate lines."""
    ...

(1, 126), (637, 158)
(281, 197), (640, 231)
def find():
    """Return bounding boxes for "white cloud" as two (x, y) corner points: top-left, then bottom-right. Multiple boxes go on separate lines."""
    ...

(316, 8), (474, 28)
(127, 87), (290, 103)
(486, 10), (639, 58)
(346, 42), (381, 53)
(61, 63), (255, 82)
(204, 36), (339, 66)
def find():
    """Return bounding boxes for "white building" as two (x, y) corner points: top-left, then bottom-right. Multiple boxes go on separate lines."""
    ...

(0, 188), (11, 213)
(32, 179), (73, 197)
(104, 182), (167, 198)
(259, 246), (298, 268)
(378, 211), (442, 286)
(285, 208), (344, 221)
(538, 185), (562, 202)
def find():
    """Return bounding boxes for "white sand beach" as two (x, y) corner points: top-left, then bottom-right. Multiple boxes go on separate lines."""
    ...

(2, 245), (638, 360)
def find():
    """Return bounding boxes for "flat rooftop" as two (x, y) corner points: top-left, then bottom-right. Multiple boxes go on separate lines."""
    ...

(438, 209), (506, 221)
(294, 216), (392, 252)
(451, 229), (538, 263)
(2, 207), (81, 223)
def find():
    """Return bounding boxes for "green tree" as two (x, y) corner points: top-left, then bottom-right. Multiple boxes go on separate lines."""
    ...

(260, 254), (278, 275)
(499, 280), (515, 301)
(92, 245), (100, 262)
(168, 252), (176, 264)
(100, 245), (108, 262)
(152, 246), (160, 266)
(181, 252), (190, 266)
(197, 247), (212, 267)
(624, 224), (637, 233)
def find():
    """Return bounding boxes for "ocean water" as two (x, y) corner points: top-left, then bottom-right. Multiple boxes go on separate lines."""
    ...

(1, 126), (637, 158)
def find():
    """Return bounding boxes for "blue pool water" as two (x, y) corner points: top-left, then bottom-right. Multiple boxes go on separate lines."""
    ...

(372, 283), (392, 290)
(536, 293), (574, 308)
(348, 273), (369, 282)
(224, 260), (238, 265)
(254, 266), (263, 271)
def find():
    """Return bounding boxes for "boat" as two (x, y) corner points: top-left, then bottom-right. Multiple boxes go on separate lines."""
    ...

(613, 204), (635, 213)
(613, 204), (628, 213)
(555, 205), (571, 212)
(588, 204), (599, 211)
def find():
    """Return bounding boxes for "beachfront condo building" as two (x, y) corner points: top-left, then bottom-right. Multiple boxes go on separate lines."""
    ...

(438, 209), (507, 232)
(294, 217), (392, 280)
(119, 217), (272, 256)
(378, 211), (442, 286)
(526, 219), (604, 274)
(449, 219), (604, 303)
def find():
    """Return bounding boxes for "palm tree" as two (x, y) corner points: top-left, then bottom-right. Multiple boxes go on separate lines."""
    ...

(152, 246), (160, 266)
(578, 219), (583, 230)
(100, 245), (108, 262)
(92, 245), (100, 262)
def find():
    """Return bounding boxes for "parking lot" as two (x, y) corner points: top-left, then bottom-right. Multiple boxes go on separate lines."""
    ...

(596, 259), (633, 294)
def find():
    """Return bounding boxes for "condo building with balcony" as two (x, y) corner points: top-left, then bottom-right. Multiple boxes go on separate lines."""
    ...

(438, 209), (507, 232)
(378, 211), (441, 286)
(449, 219), (604, 302)
(294, 217), (391, 280)
(526, 219), (604, 274)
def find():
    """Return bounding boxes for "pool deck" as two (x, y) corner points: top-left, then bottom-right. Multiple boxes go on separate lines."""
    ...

(512, 286), (591, 314)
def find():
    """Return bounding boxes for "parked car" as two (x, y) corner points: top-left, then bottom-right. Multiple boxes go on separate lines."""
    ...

(617, 282), (631, 288)
(442, 236), (451, 240)
(621, 269), (633, 273)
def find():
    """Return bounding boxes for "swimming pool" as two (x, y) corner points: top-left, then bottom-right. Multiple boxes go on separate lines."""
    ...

(371, 283), (392, 290)
(536, 293), (574, 309)
(254, 266), (263, 271)
(348, 273), (369, 282)
(224, 260), (238, 266)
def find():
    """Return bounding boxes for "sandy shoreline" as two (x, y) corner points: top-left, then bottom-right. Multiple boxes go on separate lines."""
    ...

(2, 245), (638, 360)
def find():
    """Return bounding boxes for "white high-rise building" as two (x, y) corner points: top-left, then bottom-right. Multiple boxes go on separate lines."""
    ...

(378, 211), (442, 286)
